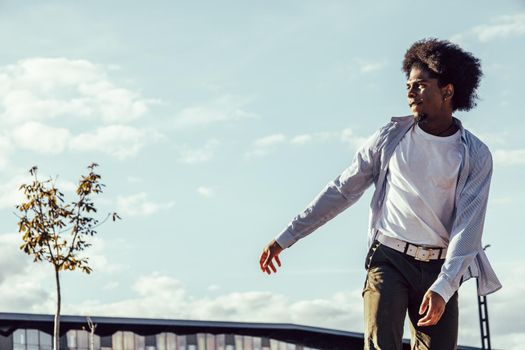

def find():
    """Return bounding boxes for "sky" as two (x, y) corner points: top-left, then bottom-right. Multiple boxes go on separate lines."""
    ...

(0, 0), (524, 348)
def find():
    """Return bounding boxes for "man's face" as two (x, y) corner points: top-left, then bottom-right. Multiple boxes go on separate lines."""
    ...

(406, 66), (449, 120)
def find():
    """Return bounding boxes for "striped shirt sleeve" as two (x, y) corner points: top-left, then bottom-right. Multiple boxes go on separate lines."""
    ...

(430, 145), (493, 302)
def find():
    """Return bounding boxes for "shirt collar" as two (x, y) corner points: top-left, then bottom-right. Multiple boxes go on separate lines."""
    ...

(391, 115), (467, 143)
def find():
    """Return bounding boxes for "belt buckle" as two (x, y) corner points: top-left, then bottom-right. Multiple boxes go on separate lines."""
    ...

(414, 246), (433, 262)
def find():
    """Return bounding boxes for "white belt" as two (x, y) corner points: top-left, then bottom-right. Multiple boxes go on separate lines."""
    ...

(376, 232), (447, 262)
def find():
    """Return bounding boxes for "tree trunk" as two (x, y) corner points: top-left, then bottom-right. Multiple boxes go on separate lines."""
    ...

(87, 316), (96, 350)
(90, 327), (94, 350)
(54, 266), (61, 350)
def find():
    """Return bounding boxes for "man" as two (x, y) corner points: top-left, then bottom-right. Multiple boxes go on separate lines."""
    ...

(259, 38), (502, 350)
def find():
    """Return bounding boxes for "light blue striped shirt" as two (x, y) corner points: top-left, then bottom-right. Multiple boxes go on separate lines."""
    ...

(276, 116), (502, 302)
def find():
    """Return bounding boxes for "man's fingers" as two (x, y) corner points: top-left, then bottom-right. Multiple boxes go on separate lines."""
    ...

(418, 294), (433, 326)
(259, 250), (267, 263)
(418, 291), (446, 327)
(418, 307), (437, 326)
(418, 299), (445, 326)
(419, 295), (429, 315)
(418, 309), (442, 326)
(427, 295), (433, 314)
(260, 240), (283, 275)
(260, 251), (269, 271)
(260, 249), (278, 274)
(259, 251), (266, 265)
(417, 313), (435, 326)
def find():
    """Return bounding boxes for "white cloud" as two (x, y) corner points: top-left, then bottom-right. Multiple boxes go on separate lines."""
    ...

(126, 176), (142, 183)
(0, 169), (98, 213)
(174, 95), (256, 128)
(472, 13), (525, 42)
(444, 263), (525, 349)
(468, 129), (509, 147)
(55, 272), (364, 331)
(197, 186), (215, 198)
(335, 59), (387, 80)
(60, 180), (80, 194)
(103, 281), (120, 291)
(491, 196), (513, 206)
(0, 133), (13, 167)
(485, 265), (525, 333)
(289, 134), (313, 145)
(340, 128), (368, 149)
(493, 149), (525, 166)
(0, 233), (54, 313)
(7, 122), (157, 159)
(11, 121), (71, 154)
(117, 192), (174, 217)
(247, 129), (365, 157)
(0, 234), (30, 283)
(177, 139), (220, 164)
(207, 284), (220, 292)
(247, 134), (287, 157)
(493, 333), (525, 350)
(0, 58), (155, 125)
(0, 233), (125, 315)
(77, 81), (151, 124)
(358, 61), (386, 74)
(254, 134), (286, 148)
(78, 236), (123, 274)
(476, 263), (525, 350)
(70, 125), (160, 159)
(0, 266), (356, 329)
(0, 173), (32, 210)
(289, 132), (335, 145)
(0, 58), (162, 162)
(451, 13), (525, 43)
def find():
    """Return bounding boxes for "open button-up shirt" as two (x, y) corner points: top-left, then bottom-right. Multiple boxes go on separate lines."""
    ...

(275, 116), (502, 302)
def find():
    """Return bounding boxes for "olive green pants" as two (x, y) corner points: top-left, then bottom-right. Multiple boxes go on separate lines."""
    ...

(363, 243), (458, 350)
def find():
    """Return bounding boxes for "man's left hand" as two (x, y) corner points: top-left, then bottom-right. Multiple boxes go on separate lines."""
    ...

(417, 290), (446, 327)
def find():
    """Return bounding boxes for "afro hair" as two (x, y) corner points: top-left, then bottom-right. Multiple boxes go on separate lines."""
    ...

(402, 38), (483, 112)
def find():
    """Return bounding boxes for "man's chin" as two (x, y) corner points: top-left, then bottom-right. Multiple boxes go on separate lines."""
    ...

(412, 112), (427, 123)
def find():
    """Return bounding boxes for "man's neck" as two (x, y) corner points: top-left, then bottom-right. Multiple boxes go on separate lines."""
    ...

(417, 114), (458, 137)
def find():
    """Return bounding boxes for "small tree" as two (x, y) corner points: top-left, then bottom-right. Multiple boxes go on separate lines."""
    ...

(16, 163), (119, 350)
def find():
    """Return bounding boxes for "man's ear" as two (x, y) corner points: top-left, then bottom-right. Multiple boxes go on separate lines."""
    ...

(442, 84), (454, 100)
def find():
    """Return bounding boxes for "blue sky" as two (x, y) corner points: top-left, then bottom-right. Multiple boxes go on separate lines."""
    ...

(0, 1), (524, 348)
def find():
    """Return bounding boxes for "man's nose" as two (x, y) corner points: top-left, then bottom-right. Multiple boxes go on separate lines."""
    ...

(407, 87), (416, 98)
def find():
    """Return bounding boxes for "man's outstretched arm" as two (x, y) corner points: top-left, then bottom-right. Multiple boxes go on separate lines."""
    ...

(271, 129), (381, 250)
(258, 128), (383, 275)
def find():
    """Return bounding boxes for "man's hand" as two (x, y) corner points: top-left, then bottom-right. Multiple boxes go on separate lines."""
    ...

(259, 239), (283, 275)
(417, 290), (446, 327)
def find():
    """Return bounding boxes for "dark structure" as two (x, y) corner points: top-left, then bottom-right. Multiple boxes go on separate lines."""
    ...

(477, 245), (492, 350)
(477, 279), (492, 350)
(0, 312), (481, 350)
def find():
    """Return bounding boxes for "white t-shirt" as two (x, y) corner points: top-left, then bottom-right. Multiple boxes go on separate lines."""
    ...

(375, 123), (462, 248)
